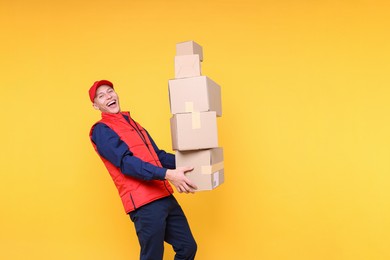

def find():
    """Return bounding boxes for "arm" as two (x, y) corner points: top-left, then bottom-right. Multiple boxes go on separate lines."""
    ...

(92, 123), (197, 192)
(145, 130), (175, 169)
(144, 130), (197, 193)
(91, 123), (166, 181)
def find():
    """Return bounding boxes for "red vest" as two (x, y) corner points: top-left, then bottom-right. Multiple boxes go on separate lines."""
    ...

(90, 111), (173, 213)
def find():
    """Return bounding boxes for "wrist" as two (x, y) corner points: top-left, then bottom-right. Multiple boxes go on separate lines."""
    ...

(155, 168), (168, 180)
(165, 169), (172, 180)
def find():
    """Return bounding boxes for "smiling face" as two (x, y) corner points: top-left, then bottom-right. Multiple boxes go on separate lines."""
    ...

(93, 85), (121, 114)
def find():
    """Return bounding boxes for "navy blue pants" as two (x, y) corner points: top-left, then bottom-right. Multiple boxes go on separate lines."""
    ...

(129, 195), (197, 260)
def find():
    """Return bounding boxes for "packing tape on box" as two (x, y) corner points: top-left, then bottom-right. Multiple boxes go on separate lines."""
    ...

(185, 102), (194, 113)
(185, 101), (201, 129)
(191, 112), (201, 129)
(201, 161), (224, 175)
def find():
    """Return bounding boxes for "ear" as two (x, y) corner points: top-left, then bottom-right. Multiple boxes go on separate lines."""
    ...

(92, 103), (100, 110)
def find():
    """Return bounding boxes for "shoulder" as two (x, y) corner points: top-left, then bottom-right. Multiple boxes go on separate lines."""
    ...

(91, 122), (110, 133)
(93, 122), (109, 129)
(91, 123), (117, 139)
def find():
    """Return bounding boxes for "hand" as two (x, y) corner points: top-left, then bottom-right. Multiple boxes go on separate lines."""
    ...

(165, 166), (198, 193)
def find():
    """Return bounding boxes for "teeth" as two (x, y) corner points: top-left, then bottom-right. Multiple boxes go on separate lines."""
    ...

(107, 101), (115, 106)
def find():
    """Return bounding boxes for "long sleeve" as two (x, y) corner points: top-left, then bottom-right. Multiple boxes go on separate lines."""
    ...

(145, 130), (176, 169)
(91, 123), (167, 180)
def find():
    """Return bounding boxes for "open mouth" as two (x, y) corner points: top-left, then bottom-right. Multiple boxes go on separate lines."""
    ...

(107, 100), (117, 107)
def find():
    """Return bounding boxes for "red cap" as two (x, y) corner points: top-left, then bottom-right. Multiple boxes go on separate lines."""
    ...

(89, 80), (114, 102)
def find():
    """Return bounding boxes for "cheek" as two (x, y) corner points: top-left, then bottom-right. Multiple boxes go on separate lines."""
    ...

(94, 101), (104, 109)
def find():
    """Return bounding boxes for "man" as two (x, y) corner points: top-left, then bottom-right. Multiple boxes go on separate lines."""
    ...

(88, 80), (197, 260)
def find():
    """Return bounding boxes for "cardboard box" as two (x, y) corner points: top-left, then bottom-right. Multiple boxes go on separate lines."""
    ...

(176, 148), (224, 191)
(176, 148), (224, 174)
(168, 76), (222, 117)
(174, 54), (202, 79)
(186, 170), (224, 191)
(176, 41), (203, 61)
(170, 111), (218, 150)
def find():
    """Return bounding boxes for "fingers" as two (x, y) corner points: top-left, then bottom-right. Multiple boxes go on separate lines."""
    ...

(188, 182), (198, 191)
(178, 184), (190, 193)
(183, 174), (198, 190)
(177, 182), (197, 194)
(168, 166), (197, 193)
(179, 166), (194, 173)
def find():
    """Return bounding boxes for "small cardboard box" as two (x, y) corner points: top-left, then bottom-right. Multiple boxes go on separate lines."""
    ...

(174, 54), (202, 79)
(170, 111), (218, 151)
(176, 41), (203, 61)
(176, 148), (224, 191)
(168, 76), (222, 117)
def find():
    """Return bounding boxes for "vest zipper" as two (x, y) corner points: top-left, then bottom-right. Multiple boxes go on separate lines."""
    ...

(129, 193), (137, 210)
(126, 115), (172, 194)
(127, 117), (162, 167)
(163, 179), (173, 194)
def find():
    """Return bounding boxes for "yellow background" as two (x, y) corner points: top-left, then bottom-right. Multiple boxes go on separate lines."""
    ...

(1, 0), (389, 259)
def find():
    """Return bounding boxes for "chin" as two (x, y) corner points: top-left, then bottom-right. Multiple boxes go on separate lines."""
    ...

(112, 108), (121, 113)
(105, 105), (120, 114)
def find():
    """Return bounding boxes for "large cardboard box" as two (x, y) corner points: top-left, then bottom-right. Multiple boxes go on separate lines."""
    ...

(176, 148), (224, 191)
(168, 76), (222, 116)
(174, 54), (202, 79)
(176, 41), (203, 61)
(170, 111), (218, 150)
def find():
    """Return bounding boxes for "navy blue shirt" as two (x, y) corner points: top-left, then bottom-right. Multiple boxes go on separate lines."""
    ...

(91, 114), (175, 181)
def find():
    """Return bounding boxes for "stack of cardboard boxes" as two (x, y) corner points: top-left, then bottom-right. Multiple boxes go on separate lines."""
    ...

(168, 41), (224, 191)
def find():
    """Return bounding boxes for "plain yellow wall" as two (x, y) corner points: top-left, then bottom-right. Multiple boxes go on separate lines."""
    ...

(1, 0), (390, 259)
